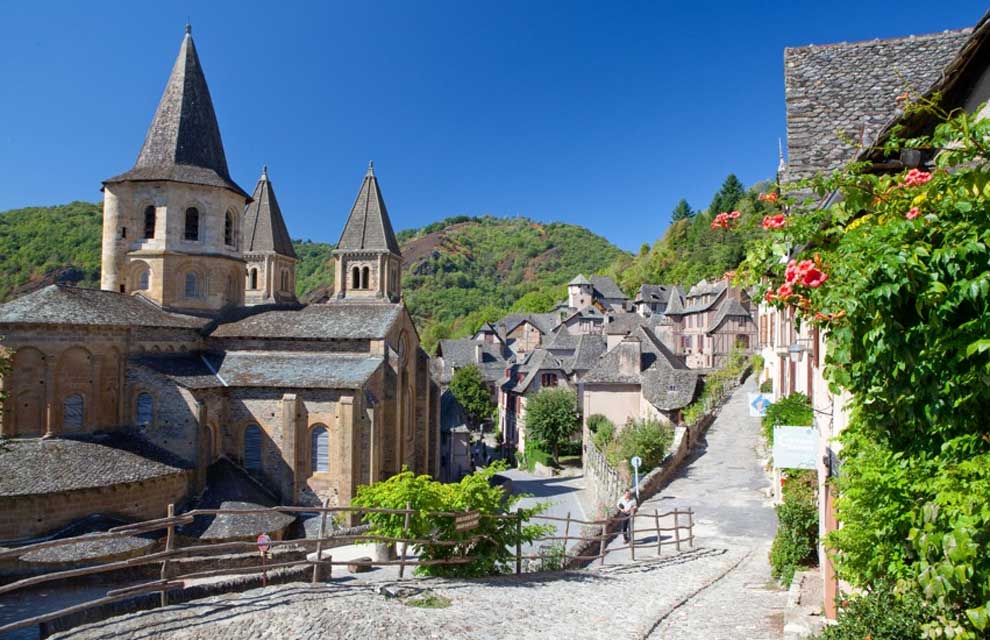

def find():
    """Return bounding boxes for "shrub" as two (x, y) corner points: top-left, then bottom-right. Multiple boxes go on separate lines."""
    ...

(770, 470), (819, 587)
(762, 392), (813, 445)
(352, 462), (552, 578)
(817, 583), (930, 640)
(534, 542), (567, 572)
(759, 379), (773, 393)
(604, 419), (674, 475)
(586, 414), (612, 434)
(751, 353), (764, 375)
(592, 420), (615, 452)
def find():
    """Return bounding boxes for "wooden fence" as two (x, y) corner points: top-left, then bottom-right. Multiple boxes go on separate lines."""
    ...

(0, 503), (694, 636)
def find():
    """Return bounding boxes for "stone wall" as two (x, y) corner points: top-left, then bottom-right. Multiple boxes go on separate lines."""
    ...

(0, 470), (192, 541)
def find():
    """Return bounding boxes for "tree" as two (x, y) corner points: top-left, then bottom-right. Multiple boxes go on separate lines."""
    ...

(671, 198), (693, 222)
(449, 364), (495, 429)
(524, 388), (579, 465)
(708, 174), (746, 215)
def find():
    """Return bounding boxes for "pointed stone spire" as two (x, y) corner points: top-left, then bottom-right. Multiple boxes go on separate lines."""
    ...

(243, 166), (296, 258)
(777, 138), (787, 176)
(104, 26), (247, 197)
(336, 162), (401, 255)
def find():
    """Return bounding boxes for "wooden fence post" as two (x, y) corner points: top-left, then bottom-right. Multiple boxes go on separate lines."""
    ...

(311, 497), (329, 584)
(398, 501), (412, 579)
(673, 510), (682, 552)
(598, 520), (607, 566)
(630, 512), (636, 561)
(688, 507), (695, 548)
(654, 508), (662, 556)
(515, 511), (522, 575)
(562, 511), (571, 561)
(160, 504), (175, 607)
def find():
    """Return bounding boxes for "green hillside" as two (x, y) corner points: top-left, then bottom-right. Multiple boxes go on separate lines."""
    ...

(0, 204), (626, 351)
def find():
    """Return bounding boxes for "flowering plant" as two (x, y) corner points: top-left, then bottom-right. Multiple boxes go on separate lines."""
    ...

(710, 210), (741, 230)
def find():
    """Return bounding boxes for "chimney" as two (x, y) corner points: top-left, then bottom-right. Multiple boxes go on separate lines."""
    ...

(475, 343), (483, 364)
(617, 335), (641, 377)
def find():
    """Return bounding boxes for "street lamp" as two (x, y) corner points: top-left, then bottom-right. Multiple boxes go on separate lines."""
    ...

(788, 341), (805, 363)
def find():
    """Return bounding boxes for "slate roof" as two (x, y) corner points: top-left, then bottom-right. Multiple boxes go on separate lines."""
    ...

(605, 312), (647, 335)
(243, 167), (297, 258)
(0, 285), (209, 329)
(784, 28), (971, 182)
(211, 302), (402, 339)
(335, 163), (401, 255)
(103, 27), (248, 198)
(562, 306), (605, 325)
(435, 338), (510, 385)
(495, 313), (561, 337)
(503, 349), (568, 393)
(570, 334), (607, 373)
(635, 284), (675, 305)
(590, 276), (627, 301)
(0, 437), (186, 498)
(16, 515), (158, 562)
(543, 331), (580, 351)
(664, 289), (685, 315)
(568, 274), (592, 286)
(707, 298), (754, 334)
(134, 352), (383, 389)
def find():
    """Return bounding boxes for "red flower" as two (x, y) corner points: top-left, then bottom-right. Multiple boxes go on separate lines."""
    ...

(777, 283), (794, 300)
(906, 207), (921, 220)
(801, 267), (828, 288)
(758, 192), (780, 204)
(762, 214), (786, 230)
(710, 212), (736, 230)
(785, 260), (799, 284)
(764, 289), (776, 303)
(903, 168), (932, 187)
(728, 210), (741, 219)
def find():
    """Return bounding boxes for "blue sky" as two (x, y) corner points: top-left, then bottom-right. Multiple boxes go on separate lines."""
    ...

(1, 1), (985, 251)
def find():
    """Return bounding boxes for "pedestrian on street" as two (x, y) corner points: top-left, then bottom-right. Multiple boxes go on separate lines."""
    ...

(617, 489), (638, 543)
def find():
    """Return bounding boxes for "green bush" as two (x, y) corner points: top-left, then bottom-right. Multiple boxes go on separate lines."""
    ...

(762, 392), (813, 445)
(604, 419), (674, 475)
(591, 420), (615, 452)
(586, 414), (612, 434)
(770, 470), (819, 587)
(751, 353), (764, 375)
(817, 583), (930, 640)
(759, 379), (773, 393)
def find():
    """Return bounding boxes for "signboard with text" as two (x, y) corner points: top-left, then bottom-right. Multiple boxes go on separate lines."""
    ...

(454, 511), (481, 532)
(772, 426), (818, 470)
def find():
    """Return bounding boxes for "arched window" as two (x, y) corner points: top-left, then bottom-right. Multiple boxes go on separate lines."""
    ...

(143, 206), (156, 239)
(244, 424), (262, 470)
(361, 267), (370, 290)
(137, 269), (150, 290)
(249, 268), (258, 290)
(351, 266), (360, 289)
(184, 207), (199, 241)
(224, 211), (234, 246)
(63, 394), (84, 430)
(184, 272), (199, 298)
(310, 425), (329, 473)
(136, 392), (154, 427)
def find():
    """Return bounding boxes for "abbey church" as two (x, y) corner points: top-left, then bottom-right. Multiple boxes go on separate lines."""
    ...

(0, 27), (438, 540)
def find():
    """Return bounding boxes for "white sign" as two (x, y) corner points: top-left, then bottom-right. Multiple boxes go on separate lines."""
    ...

(630, 456), (642, 469)
(773, 426), (818, 470)
(748, 392), (774, 417)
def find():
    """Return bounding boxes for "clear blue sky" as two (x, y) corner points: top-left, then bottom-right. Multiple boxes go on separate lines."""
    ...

(2, 1), (985, 251)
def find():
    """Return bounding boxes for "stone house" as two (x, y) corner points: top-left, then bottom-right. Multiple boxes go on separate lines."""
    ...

(493, 313), (561, 355)
(0, 27), (437, 540)
(664, 278), (757, 369)
(634, 284), (679, 317)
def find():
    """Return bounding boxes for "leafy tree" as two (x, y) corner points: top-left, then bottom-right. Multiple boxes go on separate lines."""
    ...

(524, 388), (579, 465)
(352, 463), (551, 577)
(708, 173), (746, 215)
(449, 365), (495, 429)
(603, 418), (674, 474)
(671, 198), (693, 222)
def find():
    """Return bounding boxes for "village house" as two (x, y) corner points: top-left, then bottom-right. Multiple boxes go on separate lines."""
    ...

(0, 26), (438, 541)
(761, 17), (989, 619)
(664, 278), (758, 369)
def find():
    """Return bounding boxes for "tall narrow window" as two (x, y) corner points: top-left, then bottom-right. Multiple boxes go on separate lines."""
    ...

(138, 269), (150, 291)
(63, 394), (84, 430)
(280, 270), (288, 291)
(136, 392), (153, 427)
(144, 206), (156, 239)
(249, 268), (258, 290)
(311, 425), (329, 473)
(361, 267), (370, 290)
(224, 211), (234, 246)
(184, 207), (199, 241)
(184, 273), (199, 298)
(352, 266), (360, 289)
(244, 424), (262, 470)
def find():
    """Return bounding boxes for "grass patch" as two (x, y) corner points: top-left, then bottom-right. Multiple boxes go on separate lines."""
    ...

(404, 592), (452, 609)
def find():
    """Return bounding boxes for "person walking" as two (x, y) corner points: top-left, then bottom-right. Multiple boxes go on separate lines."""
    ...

(617, 489), (638, 543)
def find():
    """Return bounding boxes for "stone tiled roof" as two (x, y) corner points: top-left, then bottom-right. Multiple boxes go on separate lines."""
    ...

(16, 515), (157, 562)
(134, 352), (383, 389)
(505, 349), (568, 393)
(103, 28), (247, 198)
(635, 284), (675, 305)
(543, 331), (580, 351)
(335, 163), (401, 255)
(571, 334), (607, 373)
(562, 306), (605, 324)
(641, 366), (701, 411)
(664, 289), (685, 314)
(605, 312), (647, 335)
(568, 274), (592, 286)
(707, 298), (753, 334)
(0, 285), (209, 329)
(784, 28), (971, 182)
(435, 338), (510, 385)
(211, 302), (402, 339)
(243, 167), (296, 258)
(0, 437), (186, 498)
(590, 276), (627, 301)
(495, 313), (561, 338)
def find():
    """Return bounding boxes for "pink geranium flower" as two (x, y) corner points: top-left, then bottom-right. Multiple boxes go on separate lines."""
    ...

(904, 169), (932, 187)
(906, 207), (921, 220)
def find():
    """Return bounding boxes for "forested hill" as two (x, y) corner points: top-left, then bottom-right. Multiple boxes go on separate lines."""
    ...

(0, 204), (626, 350)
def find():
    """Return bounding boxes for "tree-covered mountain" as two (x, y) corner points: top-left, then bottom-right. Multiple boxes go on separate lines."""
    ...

(0, 204), (626, 351)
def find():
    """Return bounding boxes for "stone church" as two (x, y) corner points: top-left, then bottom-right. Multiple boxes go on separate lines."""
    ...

(0, 26), (438, 540)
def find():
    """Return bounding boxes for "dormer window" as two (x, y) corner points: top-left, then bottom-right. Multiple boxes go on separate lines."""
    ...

(184, 207), (200, 241)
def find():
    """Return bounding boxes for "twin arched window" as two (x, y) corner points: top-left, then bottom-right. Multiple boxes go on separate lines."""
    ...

(351, 266), (371, 290)
(244, 424), (262, 470)
(136, 392), (154, 427)
(184, 207), (200, 241)
(63, 394), (84, 430)
(143, 206), (156, 239)
(184, 272), (200, 298)
(311, 425), (329, 473)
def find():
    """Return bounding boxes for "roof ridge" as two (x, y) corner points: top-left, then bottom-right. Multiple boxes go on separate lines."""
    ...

(785, 26), (972, 52)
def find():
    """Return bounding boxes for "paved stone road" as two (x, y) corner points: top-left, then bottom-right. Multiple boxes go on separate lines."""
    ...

(499, 468), (590, 555)
(42, 380), (784, 640)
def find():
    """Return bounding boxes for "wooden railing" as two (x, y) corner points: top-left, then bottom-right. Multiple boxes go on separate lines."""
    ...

(0, 503), (695, 636)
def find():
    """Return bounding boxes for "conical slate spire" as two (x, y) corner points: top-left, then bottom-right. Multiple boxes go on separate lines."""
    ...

(104, 26), (247, 197)
(243, 166), (296, 258)
(336, 162), (401, 255)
